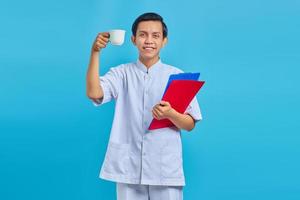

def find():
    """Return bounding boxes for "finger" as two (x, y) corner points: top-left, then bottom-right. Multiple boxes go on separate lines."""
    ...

(97, 40), (107, 45)
(96, 41), (106, 48)
(101, 32), (110, 38)
(152, 109), (158, 117)
(152, 110), (161, 119)
(97, 32), (109, 37)
(153, 105), (159, 111)
(160, 101), (169, 106)
(154, 108), (163, 117)
(157, 104), (168, 113)
(96, 38), (109, 45)
(95, 43), (106, 50)
(98, 35), (109, 43)
(152, 111), (158, 119)
(156, 106), (164, 113)
(93, 45), (101, 51)
(97, 39), (108, 46)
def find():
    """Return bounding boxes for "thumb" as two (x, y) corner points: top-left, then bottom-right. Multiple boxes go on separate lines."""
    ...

(160, 101), (169, 106)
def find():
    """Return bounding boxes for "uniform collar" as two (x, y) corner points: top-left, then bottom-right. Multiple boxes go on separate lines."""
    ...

(136, 58), (162, 75)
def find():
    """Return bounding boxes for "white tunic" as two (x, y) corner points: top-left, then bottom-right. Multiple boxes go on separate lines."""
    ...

(93, 59), (202, 186)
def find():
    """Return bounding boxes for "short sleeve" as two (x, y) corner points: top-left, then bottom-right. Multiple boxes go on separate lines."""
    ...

(184, 96), (202, 122)
(92, 66), (123, 106)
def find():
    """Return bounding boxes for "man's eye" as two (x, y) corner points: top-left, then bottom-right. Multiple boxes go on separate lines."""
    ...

(139, 33), (145, 37)
(153, 35), (160, 38)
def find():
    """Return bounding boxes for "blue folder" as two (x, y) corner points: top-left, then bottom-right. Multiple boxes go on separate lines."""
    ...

(163, 72), (200, 95)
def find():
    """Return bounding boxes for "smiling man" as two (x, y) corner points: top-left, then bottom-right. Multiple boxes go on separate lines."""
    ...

(86, 12), (202, 200)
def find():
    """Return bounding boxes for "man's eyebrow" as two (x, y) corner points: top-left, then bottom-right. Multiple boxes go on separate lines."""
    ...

(137, 30), (161, 34)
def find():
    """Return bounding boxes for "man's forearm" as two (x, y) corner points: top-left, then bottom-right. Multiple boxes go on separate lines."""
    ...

(167, 109), (195, 131)
(86, 32), (109, 99)
(86, 51), (103, 99)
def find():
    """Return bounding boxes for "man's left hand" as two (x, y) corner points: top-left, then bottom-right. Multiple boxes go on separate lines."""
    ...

(152, 101), (175, 120)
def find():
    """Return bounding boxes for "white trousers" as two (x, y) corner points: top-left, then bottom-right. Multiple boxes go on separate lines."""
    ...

(116, 182), (183, 200)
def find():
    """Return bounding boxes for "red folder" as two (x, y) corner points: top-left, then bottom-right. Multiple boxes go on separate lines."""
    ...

(148, 80), (205, 130)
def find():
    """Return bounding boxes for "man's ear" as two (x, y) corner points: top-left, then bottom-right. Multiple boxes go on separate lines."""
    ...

(131, 35), (136, 46)
(162, 37), (168, 47)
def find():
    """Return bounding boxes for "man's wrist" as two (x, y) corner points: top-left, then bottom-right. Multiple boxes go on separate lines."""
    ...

(166, 108), (177, 120)
(91, 47), (102, 54)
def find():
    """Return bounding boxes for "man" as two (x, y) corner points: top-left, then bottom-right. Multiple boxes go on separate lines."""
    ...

(86, 12), (202, 200)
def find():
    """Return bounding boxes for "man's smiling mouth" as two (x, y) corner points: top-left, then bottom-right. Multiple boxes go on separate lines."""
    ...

(143, 47), (156, 50)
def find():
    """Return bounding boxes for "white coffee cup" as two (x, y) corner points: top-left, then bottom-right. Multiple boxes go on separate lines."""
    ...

(109, 29), (126, 45)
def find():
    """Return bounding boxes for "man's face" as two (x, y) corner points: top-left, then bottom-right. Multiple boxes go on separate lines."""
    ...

(131, 20), (167, 61)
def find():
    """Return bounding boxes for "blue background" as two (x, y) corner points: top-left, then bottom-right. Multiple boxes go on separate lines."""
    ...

(1, 0), (299, 199)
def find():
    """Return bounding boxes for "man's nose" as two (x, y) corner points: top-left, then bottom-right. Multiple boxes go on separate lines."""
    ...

(145, 36), (154, 44)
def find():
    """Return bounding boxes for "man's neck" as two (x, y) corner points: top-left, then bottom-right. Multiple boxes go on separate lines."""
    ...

(139, 56), (160, 68)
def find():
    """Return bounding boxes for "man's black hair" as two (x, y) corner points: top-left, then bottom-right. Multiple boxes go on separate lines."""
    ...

(132, 12), (168, 38)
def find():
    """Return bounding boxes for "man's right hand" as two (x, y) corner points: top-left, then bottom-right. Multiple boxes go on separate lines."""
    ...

(92, 32), (110, 52)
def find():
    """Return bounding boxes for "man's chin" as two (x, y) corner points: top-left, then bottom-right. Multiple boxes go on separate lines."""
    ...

(140, 53), (159, 60)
